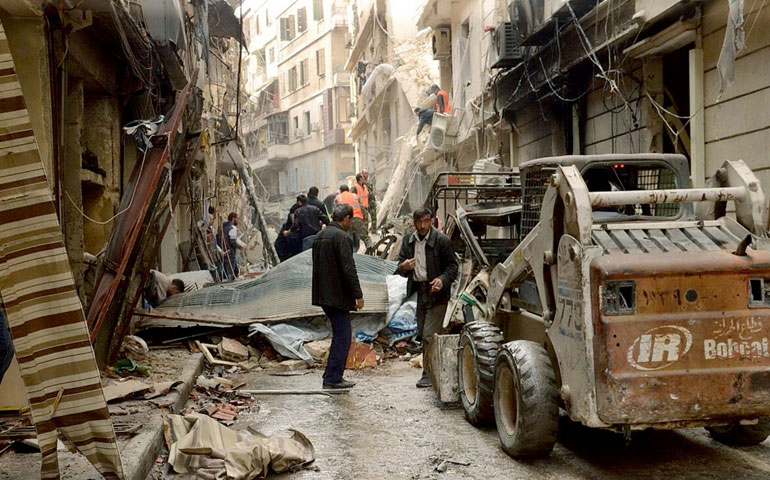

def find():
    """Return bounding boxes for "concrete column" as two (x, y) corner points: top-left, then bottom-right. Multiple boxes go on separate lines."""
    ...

(63, 77), (85, 300)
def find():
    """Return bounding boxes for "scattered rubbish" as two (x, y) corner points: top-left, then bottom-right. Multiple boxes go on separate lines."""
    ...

(113, 358), (151, 376)
(103, 380), (152, 402)
(268, 370), (312, 377)
(121, 335), (149, 361)
(410, 354), (423, 369)
(196, 341), (241, 367)
(345, 341), (378, 369)
(219, 337), (249, 362)
(165, 413), (315, 478)
(433, 456), (471, 473)
(304, 340), (331, 360)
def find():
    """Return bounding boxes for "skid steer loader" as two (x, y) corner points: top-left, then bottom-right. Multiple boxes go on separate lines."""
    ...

(429, 154), (770, 458)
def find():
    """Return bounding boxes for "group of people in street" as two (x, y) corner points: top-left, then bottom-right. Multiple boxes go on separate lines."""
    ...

(312, 206), (457, 389)
(275, 169), (377, 262)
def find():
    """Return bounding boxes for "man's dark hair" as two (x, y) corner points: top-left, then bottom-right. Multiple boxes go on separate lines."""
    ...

(414, 107), (420, 114)
(430, 84), (440, 94)
(171, 278), (185, 293)
(297, 194), (308, 205)
(413, 207), (432, 220)
(208, 206), (216, 215)
(332, 204), (354, 222)
(355, 173), (363, 182)
(339, 184), (349, 192)
(228, 212), (237, 221)
(308, 186), (319, 197)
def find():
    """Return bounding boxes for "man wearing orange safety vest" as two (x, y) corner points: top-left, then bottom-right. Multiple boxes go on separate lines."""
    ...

(335, 184), (371, 251)
(355, 173), (372, 230)
(430, 84), (452, 114)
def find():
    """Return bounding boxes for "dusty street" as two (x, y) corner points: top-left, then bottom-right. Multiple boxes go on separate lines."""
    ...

(151, 361), (770, 480)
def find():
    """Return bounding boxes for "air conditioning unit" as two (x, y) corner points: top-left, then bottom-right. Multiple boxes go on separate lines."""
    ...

(429, 113), (457, 150)
(509, 0), (577, 44)
(311, 122), (321, 132)
(490, 22), (526, 69)
(294, 129), (305, 138)
(432, 27), (451, 60)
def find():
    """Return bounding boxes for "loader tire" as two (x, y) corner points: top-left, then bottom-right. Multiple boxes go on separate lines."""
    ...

(458, 322), (504, 427)
(706, 418), (770, 446)
(494, 340), (559, 458)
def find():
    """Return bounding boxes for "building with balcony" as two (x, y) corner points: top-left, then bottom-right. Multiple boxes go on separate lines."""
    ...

(241, 0), (354, 202)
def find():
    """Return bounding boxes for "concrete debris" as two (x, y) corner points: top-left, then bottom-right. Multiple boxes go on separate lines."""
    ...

(102, 379), (182, 403)
(218, 337), (249, 362)
(410, 354), (423, 369)
(304, 340), (331, 360)
(274, 359), (310, 372)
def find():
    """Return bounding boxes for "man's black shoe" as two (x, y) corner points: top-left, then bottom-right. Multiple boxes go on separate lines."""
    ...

(416, 373), (432, 388)
(323, 379), (356, 389)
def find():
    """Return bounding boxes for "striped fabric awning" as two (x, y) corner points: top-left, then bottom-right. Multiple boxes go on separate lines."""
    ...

(0, 21), (124, 480)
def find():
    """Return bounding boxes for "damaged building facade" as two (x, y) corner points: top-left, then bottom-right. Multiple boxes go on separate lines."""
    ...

(241, 0), (355, 205)
(0, 0), (254, 391)
(417, 0), (770, 196)
(345, 0), (440, 219)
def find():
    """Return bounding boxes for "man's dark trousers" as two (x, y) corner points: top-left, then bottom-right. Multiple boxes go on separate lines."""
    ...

(322, 306), (351, 384)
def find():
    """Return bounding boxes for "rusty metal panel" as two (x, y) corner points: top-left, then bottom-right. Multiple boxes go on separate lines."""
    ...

(591, 250), (770, 426)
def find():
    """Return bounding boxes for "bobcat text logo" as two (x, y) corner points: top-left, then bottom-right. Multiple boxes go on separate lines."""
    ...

(627, 325), (693, 371)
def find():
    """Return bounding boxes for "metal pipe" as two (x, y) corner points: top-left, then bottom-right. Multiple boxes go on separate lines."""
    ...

(588, 186), (747, 207)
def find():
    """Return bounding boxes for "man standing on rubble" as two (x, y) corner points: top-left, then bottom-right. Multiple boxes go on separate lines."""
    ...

(396, 207), (458, 388)
(335, 184), (368, 251)
(222, 212), (247, 279)
(312, 204), (364, 389)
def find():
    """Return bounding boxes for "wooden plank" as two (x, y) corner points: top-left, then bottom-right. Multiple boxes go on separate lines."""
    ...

(627, 229), (662, 253)
(647, 229), (681, 252)
(684, 227), (723, 251)
(609, 229), (643, 253)
(665, 228), (700, 251)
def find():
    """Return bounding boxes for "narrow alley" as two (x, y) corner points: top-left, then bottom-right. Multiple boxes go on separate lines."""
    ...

(2, 0), (770, 479)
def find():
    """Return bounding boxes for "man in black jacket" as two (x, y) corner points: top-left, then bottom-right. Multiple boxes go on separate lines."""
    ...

(312, 204), (365, 389)
(292, 194), (329, 251)
(414, 107), (435, 136)
(396, 207), (458, 387)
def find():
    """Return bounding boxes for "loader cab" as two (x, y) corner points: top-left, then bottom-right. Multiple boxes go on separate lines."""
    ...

(519, 154), (692, 237)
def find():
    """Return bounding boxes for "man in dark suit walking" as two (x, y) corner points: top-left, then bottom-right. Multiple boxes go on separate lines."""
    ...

(312, 204), (364, 389)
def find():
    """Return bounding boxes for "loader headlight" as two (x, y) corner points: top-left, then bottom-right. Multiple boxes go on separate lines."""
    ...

(602, 280), (635, 315)
(749, 278), (770, 307)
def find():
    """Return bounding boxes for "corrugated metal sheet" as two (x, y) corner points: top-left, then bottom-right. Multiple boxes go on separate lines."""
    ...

(590, 219), (748, 254)
(155, 250), (396, 321)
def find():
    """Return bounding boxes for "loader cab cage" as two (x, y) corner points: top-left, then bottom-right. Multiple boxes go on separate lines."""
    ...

(520, 154), (692, 238)
(425, 171), (522, 230)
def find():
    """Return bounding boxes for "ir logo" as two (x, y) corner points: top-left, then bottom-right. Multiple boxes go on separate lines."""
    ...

(627, 325), (693, 371)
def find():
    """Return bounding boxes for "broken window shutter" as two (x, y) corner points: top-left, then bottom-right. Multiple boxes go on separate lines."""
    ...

(298, 8), (307, 32)
(289, 15), (296, 39)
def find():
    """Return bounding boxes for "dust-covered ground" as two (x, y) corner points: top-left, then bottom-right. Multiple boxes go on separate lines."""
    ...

(157, 360), (770, 480)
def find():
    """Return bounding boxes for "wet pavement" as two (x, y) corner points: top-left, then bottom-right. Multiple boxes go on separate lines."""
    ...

(190, 361), (770, 480)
